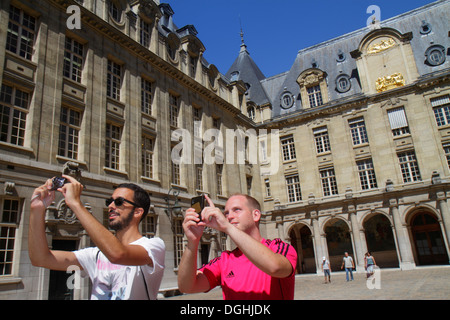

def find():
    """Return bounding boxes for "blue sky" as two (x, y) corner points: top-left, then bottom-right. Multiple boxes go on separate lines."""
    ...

(166, 0), (437, 78)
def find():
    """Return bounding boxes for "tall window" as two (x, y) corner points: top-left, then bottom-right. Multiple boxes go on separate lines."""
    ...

(171, 144), (181, 185)
(349, 117), (369, 145)
(314, 127), (331, 154)
(0, 84), (29, 146)
(264, 178), (271, 198)
(443, 143), (450, 170)
(193, 107), (202, 138)
(281, 135), (296, 161)
(357, 159), (378, 190)
(216, 164), (223, 196)
(0, 199), (20, 276)
(195, 165), (203, 190)
(398, 151), (421, 183)
(247, 106), (255, 120)
(286, 175), (302, 203)
(105, 123), (121, 170)
(387, 107), (410, 137)
(6, 5), (36, 60)
(107, 60), (121, 100)
(246, 176), (253, 196)
(108, 0), (121, 22)
(169, 94), (179, 127)
(139, 19), (151, 48)
(173, 219), (184, 268)
(58, 106), (81, 159)
(63, 37), (84, 83)
(307, 85), (323, 108)
(141, 136), (154, 178)
(141, 79), (152, 115)
(142, 212), (157, 238)
(431, 95), (450, 127)
(320, 168), (338, 196)
(189, 55), (198, 78)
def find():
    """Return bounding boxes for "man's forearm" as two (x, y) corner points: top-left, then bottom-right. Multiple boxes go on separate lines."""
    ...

(178, 241), (202, 293)
(68, 201), (126, 263)
(28, 206), (51, 267)
(226, 226), (292, 278)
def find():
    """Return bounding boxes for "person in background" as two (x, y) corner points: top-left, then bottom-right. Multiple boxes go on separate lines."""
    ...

(321, 256), (331, 283)
(364, 252), (377, 279)
(341, 251), (355, 282)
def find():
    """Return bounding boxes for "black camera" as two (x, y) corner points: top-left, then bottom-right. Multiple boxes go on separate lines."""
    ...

(50, 176), (68, 191)
(191, 195), (207, 221)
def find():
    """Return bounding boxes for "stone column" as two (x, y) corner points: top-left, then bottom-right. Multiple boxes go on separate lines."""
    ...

(390, 198), (416, 270)
(312, 212), (325, 274)
(349, 211), (365, 271)
(436, 191), (450, 263)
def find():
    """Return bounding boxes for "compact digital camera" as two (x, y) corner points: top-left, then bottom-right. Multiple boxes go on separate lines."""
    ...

(50, 176), (69, 190)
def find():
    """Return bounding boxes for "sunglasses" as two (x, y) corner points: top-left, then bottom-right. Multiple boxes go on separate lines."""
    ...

(105, 197), (139, 208)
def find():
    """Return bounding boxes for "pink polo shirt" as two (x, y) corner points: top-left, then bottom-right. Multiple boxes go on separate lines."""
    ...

(199, 238), (297, 300)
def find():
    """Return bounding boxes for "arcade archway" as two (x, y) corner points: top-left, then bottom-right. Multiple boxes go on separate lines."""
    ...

(410, 211), (449, 266)
(363, 213), (399, 268)
(289, 224), (316, 274)
(325, 218), (353, 270)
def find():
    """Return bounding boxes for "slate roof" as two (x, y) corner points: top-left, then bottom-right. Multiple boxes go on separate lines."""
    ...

(221, 0), (450, 119)
(225, 43), (271, 107)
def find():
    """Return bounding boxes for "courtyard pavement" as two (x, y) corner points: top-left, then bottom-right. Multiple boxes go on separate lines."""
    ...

(164, 265), (450, 300)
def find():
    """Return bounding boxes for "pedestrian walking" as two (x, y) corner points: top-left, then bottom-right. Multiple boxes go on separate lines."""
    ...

(341, 252), (355, 281)
(364, 252), (377, 279)
(321, 257), (331, 283)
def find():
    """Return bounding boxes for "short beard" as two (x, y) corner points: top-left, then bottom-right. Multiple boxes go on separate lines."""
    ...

(109, 209), (135, 231)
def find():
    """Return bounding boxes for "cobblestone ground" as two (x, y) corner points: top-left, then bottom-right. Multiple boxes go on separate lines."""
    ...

(165, 266), (450, 300)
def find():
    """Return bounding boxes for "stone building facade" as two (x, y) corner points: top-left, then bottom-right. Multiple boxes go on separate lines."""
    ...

(233, 0), (450, 274)
(0, 0), (259, 299)
(0, 0), (449, 299)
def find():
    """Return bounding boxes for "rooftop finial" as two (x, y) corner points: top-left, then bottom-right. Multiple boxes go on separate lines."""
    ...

(239, 16), (245, 45)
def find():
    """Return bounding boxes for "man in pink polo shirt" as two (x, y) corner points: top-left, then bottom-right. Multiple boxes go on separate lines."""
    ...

(178, 193), (297, 300)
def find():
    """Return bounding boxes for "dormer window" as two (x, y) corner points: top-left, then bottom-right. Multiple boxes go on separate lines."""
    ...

(425, 45), (446, 66)
(108, 0), (122, 22)
(247, 106), (255, 120)
(336, 74), (351, 93)
(307, 85), (323, 108)
(297, 69), (328, 109)
(420, 20), (432, 35)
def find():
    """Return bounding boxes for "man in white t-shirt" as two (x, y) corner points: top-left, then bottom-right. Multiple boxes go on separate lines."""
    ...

(29, 176), (165, 300)
(341, 252), (355, 282)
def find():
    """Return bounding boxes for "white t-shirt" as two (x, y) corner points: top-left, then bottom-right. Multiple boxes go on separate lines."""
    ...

(74, 237), (165, 300)
(343, 256), (354, 268)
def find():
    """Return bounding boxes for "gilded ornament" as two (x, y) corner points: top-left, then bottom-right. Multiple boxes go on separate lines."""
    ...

(376, 73), (405, 92)
(367, 38), (396, 54)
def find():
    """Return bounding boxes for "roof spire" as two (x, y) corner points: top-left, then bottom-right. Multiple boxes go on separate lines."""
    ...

(239, 16), (248, 53)
(240, 17), (245, 45)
